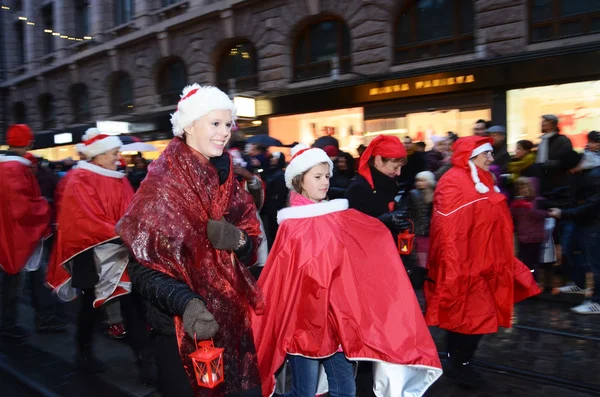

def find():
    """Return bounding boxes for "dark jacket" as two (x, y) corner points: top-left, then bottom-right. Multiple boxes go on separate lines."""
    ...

(492, 146), (510, 174)
(561, 166), (600, 226)
(406, 189), (433, 236)
(398, 151), (426, 190)
(425, 149), (445, 173)
(346, 166), (399, 219)
(538, 134), (573, 194)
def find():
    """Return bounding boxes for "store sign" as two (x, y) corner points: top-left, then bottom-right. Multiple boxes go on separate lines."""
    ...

(96, 121), (157, 135)
(54, 132), (73, 144)
(233, 96), (256, 118)
(368, 74), (476, 98)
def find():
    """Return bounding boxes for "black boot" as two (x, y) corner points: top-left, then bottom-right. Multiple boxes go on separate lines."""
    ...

(77, 346), (107, 374)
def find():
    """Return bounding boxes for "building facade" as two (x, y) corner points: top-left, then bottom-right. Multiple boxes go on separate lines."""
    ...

(1, 0), (599, 158)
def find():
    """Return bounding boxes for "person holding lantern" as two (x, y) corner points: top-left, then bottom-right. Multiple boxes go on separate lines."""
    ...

(117, 84), (264, 397)
(424, 136), (540, 388)
(252, 143), (442, 397)
(46, 132), (153, 378)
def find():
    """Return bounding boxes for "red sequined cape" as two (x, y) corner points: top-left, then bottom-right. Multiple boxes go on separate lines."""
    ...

(117, 138), (263, 397)
(0, 156), (51, 274)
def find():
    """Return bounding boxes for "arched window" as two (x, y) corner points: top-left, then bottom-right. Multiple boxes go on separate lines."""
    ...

(157, 58), (187, 106)
(110, 72), (134, 114)
(394, 0), (474, 64)
(12, 102), (26, 124)
(217, 41), (258, 93)
(70, 83), (91, 123)
(38, 94), (56, 130)
(530, 0), (600, 42)
(293, 18), (351, 82)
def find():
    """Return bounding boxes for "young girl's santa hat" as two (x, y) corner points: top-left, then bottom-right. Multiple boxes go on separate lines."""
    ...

(284, 143), (333, 190)
(450, 136), (499, 194)
(81, 133), (122, 159)
(170, 84), (237, 137)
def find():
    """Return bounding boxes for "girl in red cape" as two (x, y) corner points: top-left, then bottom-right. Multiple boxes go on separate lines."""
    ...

(252, 144), (442, 397)
(424, 136), (540, 388)
(117, 84), (264, 397)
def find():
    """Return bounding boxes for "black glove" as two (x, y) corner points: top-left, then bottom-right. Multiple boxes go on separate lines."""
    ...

(378, 210), (412, 234)
(182, 299), (219, 340)
(207, 219), (244, 251)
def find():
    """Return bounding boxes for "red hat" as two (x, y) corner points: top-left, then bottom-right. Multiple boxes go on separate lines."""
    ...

(23, 152), (39, 165)
(323, 145), (339, 158)
(358, 135), (407, 189)
(6, 124), (34, 147)
(451, 136), (498, 194)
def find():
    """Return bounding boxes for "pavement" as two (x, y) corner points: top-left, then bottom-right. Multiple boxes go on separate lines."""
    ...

(1, 282), (600, 397)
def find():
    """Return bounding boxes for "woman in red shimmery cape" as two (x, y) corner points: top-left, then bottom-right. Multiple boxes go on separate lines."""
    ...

(252, 144), (442, 397)
(424, 136), (540, 387)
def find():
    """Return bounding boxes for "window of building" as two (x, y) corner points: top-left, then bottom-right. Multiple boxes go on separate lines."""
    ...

(14, 0), (22, 12)
(12, 102), (26, 124)
(114, 0), (134, 26)
(394, 0), (474, 64)
(70, 83), (91, 123)
(217, 42), (258, 93)
(15, 21), (25, 65)
(41, 4), (54, 55)
(293, 18), (351, 82)
(157, 58), (187, 106)
(38, 94), (56, 130)
(110, 72), (134, 114)
(75, 0), (90, 38)
(529, 0), (600, 42)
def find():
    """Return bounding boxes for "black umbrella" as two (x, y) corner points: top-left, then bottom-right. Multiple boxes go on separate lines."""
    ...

(246, 134), (284, 147)
(312, 135), (339, 149)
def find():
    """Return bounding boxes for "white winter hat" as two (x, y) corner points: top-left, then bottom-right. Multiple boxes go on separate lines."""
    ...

(170, 84), (237, 137)
(81, 133), (122, 159)
(415, 171), (436, 187)
(284, 143), (334, 190)
(82, 127), (101, 141)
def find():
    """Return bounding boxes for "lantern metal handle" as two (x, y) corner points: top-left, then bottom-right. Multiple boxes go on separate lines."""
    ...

(401, 218), (414, 234)
(194, 333), (215, 352)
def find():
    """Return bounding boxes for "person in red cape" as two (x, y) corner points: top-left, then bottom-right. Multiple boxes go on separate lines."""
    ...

(424, 136), (541, 388)
(1, 124), (66, 338)
(252, 143), (442, 397)
(117, 84), (264, 397)
(46, 133), (153, 377)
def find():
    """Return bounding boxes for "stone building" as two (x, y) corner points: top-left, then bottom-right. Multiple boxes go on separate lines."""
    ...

(1, 0), (599, 157)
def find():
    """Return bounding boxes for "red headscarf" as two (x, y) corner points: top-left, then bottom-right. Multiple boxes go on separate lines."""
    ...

(358, 135), (407, 188)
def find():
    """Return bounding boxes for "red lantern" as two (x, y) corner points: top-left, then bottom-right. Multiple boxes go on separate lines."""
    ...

(397, 219), (415, 255)
(189, 339), (225, 388)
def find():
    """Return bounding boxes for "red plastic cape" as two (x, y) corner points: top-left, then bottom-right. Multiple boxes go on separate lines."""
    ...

(424, 162), (540, 334)
(252, 198), (442, 397)
(47, 162), (133, 307)
(117, 138), (263, 397)
(0, 156), (51, 274)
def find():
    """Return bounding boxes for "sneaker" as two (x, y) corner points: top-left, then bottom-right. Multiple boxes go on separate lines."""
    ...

(0, 325), (29, 339)
(105, 323), (127, 339)
(554, 283), (590, 295)
(571, 301), (600, 314)
(37, 317), (68, 333)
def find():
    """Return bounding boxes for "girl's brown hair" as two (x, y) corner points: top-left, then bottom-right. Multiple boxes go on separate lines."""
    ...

(514, 177), (536, 201)
(290, 162), (330, 194)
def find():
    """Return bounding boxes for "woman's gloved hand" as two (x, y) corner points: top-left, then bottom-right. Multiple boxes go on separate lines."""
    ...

(207, 219), (244, 251)
(378, 210), (412, 234)
(182, 299), (219, 340)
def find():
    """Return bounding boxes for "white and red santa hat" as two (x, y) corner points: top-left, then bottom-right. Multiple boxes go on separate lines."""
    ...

(80, 132), (122, 159)
(284, 143), (334, 190)
(170, 84), (237, 137)
(450, 136), (499, 194)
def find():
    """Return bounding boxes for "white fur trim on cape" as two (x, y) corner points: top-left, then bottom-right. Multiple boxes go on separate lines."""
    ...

(284, 147), (334, 190)
(277, 199), (349, 224)
(0, 155), (31, 166)
(77, 160), (125, 179)
(468, 160), (490, 194)
(81, 135), (122, 159)
(470, 142), (493, 159)
(170, 84), (237, 137)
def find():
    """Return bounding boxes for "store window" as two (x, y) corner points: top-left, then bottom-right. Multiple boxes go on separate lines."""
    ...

(38, 94), (56, 130)
(70, 83), (91, 123)
(74, 0), (90, 38)
(293, 18), (351, 82)
(114, 0), (134, 26)
(507, 81), (600, 150)
(529, 0), (600, 42)
(217, 41), (258, 93)
(364, 108), (490, 147)
(394, 0), (474, 64)
(12, 102), (26, 124)
(157, 58), (187, 106)
(111, 72), (134, 114)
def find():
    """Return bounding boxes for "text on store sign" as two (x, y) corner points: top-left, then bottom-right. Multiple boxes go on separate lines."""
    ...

(369, 75), (476, 96)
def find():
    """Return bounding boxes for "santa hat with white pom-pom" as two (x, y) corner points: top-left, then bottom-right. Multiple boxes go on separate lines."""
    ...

(170, 84), (237, 137)
(284, 143), (334, 190)
(450, 136), (500, 194)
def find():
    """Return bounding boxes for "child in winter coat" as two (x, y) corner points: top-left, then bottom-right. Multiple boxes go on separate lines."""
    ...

(407, 171), (435, 267)
(510, 177), (546, 281)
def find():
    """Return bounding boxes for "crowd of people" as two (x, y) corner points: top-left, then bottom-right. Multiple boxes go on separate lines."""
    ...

(0, 82), (598, 397)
